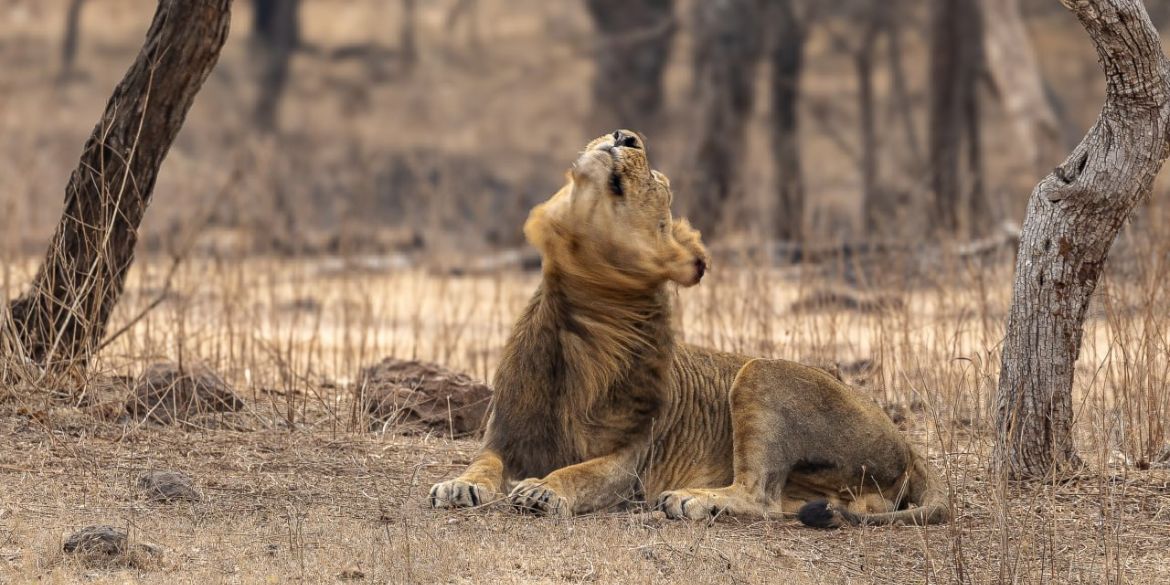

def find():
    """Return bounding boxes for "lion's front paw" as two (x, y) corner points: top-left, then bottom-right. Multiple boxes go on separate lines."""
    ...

(508, 478), (572, 517)
(657, 489), (722, 521)
(429, 479), (491, 509)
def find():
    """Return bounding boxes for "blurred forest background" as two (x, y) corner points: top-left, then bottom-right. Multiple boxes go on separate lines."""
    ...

(4, 0), (1170, 263)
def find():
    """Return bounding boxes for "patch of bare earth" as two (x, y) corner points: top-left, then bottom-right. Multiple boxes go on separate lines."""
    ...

(0, 402), (1167, 584)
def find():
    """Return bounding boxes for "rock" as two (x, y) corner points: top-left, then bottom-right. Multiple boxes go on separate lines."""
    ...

(64, 526), (126, 557)
(62, 525), (162, 568)
(127, 362), (244, 424)
(357, 358), (492, 437)
(138, 470), (201, 503)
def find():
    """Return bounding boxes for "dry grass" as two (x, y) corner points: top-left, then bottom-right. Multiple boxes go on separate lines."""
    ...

(4, 1), (1170, 584)
(0, 251), (1168, 584)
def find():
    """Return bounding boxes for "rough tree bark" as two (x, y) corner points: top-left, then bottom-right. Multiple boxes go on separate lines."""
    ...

(684, 0), (762, 238)
(584, 0), (675, 135)
(982, 0), (1063, 175)
(769, 0), (806, 242)
(251, 0), (299, 131)
(928, 0), (985, 238)
(995, 0), (1170, 480)
(6, 0), (231, 370)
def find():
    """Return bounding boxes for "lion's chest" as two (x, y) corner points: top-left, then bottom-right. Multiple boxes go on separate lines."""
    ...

(571, 383), (664, 460)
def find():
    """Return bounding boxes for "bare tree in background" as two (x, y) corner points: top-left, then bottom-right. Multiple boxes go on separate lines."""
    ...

(851, 2), (883, 238)
(995, 0), (1170, 480)
(768, 0), (807, 241)
(684, 0), (762, 238)
(585, 0), (675, 135)
(884, 0), (921, 172)
(59, 0), (85, 79)
(982, 0), (1062, 175)
(5, 0), (231, 370)
(401, 0), (419, 72)
(928, 0), (985, 238)
(252, 0), (300, 48)
(252, 0), (300, 131)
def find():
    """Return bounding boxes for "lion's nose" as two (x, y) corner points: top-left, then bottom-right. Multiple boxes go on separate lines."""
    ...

(694, 258), (707, 281)
(612, 130), (641, 149)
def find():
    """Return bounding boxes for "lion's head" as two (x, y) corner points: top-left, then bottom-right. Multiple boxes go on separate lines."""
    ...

(524, 130), (710, 291)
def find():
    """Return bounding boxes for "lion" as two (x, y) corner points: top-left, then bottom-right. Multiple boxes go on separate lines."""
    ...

(428, 130), (949, 527)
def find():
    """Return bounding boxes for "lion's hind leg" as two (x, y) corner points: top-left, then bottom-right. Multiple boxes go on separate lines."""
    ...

(659, 359), (806, 521)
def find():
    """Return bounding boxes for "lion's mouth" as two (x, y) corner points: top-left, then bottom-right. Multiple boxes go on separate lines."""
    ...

(592, 145), (627, 198)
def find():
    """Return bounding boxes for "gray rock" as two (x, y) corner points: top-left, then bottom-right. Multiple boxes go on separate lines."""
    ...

(138, 470), (201, 503)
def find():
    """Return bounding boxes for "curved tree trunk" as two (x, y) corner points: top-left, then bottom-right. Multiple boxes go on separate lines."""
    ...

(585, 0), (675, 136)
(995, 0), (1170, 480)
(6, 0), (232, 371)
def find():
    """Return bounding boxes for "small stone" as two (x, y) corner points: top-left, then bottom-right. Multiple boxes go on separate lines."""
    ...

(138, 470), (201, 502)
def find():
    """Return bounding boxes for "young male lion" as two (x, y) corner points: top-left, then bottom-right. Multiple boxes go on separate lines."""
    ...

(429, 130), (949, 527)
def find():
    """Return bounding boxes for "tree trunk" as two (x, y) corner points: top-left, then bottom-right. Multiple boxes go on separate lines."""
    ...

(400, 0), (419, 73)
(885, 2), (921, 171)
(928, 0), (984, 238)
(856, 8), (881, 238)
(252, 0), (300, 48)
(6, 0), (231, 370)
(769, 0), (805, 242)
(60, 0), (85, 78)
(252, 0), (299, 131)
(995, 0), (1170, 480)
(584, 0), (675, 135)
(684, 0), (762, 238)
(982, 0), (1062, 176)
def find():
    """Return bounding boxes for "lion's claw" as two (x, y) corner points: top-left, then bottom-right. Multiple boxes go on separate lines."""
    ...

(429, 479), (488, 509)
(657, 490), (721, 521)
(508, 479), (571, 517)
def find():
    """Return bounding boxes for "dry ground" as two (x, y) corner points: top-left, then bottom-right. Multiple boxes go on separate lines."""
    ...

(2, 254), (1170, 584)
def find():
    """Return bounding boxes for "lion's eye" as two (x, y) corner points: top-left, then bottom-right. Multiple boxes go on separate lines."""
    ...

(659, 220), (667, 233)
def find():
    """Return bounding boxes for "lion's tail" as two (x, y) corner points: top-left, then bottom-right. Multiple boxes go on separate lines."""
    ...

(797, 451), (950, 529)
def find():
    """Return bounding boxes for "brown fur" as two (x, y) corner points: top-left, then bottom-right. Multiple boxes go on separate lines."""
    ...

(429, 130), (949, 527)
